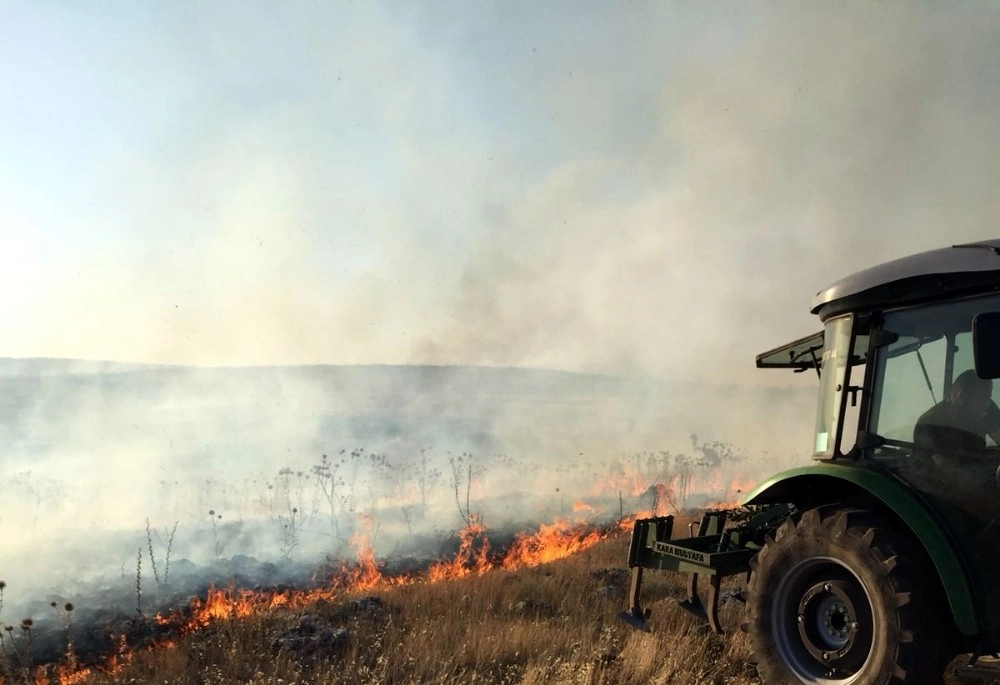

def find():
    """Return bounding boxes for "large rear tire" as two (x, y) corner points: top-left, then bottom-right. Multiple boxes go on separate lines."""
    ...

(746, 507), (956, 685)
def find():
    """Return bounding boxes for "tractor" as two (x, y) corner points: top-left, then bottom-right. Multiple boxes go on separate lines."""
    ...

(620, 241), (1000, 684)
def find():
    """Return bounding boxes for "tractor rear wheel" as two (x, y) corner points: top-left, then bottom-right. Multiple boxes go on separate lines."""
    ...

(746, 507), (956, 684)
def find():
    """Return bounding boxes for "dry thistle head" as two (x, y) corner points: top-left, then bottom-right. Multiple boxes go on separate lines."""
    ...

(0, 580), (6, 590)
(64, 603), (74, 613)
(20, 618), (32, 631)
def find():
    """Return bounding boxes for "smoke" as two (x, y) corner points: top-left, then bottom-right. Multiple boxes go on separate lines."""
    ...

(1, 3), (998, 378)
(0, 361), (811, 622)
(0, 1), (997, 645)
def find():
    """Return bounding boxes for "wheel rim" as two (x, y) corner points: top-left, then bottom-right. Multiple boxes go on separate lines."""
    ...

(771, 556), (875, 684)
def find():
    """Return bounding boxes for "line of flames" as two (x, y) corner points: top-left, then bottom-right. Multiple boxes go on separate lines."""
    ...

(34, 469), (756, 685)
(30, 514), (622, 685)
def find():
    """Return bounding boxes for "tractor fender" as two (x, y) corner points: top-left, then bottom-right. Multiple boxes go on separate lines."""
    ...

(742, 463), (979, 637)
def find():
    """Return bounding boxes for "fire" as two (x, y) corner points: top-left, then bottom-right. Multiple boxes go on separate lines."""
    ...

(427, 516), (490, 581)
(40, 464), (750, 684)
(501, 520), (605, 570)
(54, 667), (91, 685)
(191, 586), (257, 625)
(334, 515), (385, 591)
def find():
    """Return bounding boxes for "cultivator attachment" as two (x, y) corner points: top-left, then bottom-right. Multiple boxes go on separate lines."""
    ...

(619, 504), (790, 634)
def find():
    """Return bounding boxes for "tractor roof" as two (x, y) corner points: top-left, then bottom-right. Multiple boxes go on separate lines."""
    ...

(811, 240), (1000, 320)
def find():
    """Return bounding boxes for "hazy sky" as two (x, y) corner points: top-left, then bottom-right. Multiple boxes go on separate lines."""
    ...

(3, 2), (999, 381)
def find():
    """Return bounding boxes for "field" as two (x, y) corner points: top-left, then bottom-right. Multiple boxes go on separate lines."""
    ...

(1, 517), (764, 685)
(0, 519), (989, 685)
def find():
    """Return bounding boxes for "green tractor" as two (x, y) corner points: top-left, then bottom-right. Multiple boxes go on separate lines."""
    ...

(621, 241), (1000, 683)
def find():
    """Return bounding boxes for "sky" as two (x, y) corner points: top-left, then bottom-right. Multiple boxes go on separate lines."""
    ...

(3, 1), (1000, 382)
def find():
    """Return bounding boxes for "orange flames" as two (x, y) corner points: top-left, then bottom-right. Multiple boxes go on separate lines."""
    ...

(40, 464), (759, 684)
(333, 515), (388, 592)
(38, 514), (614, 684)
(53, 666), (91, 685)
(501, 520), (604, 570)
(427, 516), (491, 581)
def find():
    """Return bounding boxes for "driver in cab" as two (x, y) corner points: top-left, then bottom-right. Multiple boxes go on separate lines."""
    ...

(914, 369), (1000, 461)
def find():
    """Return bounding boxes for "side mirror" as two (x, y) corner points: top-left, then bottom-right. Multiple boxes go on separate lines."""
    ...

(973, 312), (1000, 378)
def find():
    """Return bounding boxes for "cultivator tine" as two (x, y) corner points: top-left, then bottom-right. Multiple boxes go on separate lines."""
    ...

(706, 574), (722, 634)
(618, 566), (652, 631)
(618, 606), (652, 632)
(676, 573), (724, 634)
(677, 572), (708, 622)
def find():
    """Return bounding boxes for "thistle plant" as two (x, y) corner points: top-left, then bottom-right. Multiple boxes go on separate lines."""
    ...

(279, 506), (300, 561)
(449, 452), (480, 526)
(19, 618), (32, 674)
(0, 624), (11, 679)
(48, 601), (76, 666)
(146, 518), (160, 586)
(63, 602), (75, 667)
(146, 517), (179, 587)
(311, 455), (346, 540)
(135, 547), (143, 616)
(208, 509), (225, 559)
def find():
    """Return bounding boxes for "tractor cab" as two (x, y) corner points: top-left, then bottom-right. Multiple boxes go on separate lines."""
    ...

(759, 243), (1000, 524)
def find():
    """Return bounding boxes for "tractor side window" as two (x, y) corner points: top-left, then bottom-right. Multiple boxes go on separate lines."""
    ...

(872, 335), (946, 444)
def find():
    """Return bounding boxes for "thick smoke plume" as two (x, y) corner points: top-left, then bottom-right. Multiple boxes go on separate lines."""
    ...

(2, 4), (999, 379)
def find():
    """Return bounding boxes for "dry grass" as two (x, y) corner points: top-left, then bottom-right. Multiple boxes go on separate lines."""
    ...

(49, 530), (761, 685)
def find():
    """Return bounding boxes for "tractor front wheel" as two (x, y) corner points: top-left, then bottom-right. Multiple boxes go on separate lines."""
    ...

(746, 507), (955, 684)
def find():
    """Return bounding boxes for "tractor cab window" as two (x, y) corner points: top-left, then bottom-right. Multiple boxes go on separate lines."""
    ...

(867, 294), (1000, 525)
(869, 297), (998, 453)
(871, 333), (948, 446)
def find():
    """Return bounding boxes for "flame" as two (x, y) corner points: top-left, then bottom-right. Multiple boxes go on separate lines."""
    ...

(192, 586), (257, 625)
(427, 516), (490, 581)
(55, 666), (92, 685)
(501, 520), (605, 570)
(334, 515), (385, 591)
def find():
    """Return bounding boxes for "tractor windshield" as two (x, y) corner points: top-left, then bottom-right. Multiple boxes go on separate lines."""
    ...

(812, 315), (868, 459)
